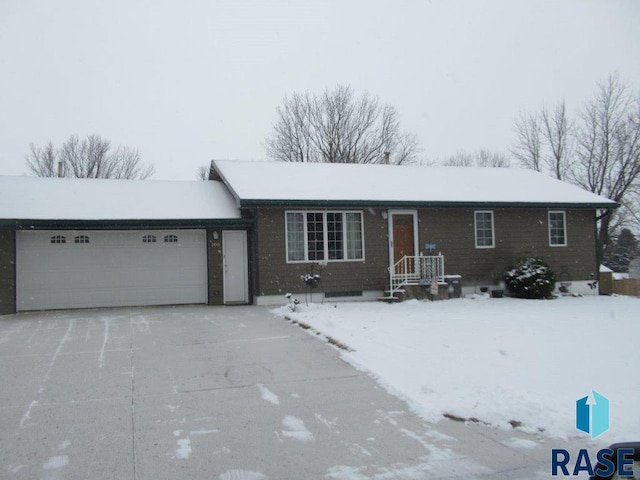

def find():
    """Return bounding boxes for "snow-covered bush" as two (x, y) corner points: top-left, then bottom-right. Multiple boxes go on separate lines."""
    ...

(504, 258), (556, 299)
(301, 273), (321, 288)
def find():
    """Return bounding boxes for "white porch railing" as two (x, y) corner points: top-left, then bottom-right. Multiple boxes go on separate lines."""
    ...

(388, 254), (445, 297)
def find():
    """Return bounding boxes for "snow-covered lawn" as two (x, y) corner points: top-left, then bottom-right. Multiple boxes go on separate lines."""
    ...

(273, 295), (640, 442)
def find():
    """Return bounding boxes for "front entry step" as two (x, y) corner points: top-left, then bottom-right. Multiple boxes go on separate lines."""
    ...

(404, 283), (449, 301)
(377, 295), (403, 303)
(380, 283), (450, 302)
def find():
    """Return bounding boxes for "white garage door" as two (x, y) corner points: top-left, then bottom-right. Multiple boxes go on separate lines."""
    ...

(17, 230), (208, 311)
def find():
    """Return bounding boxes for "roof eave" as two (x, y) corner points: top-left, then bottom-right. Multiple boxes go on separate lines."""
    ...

(237, 199), (620, 209)
(0, 218), (253, 229)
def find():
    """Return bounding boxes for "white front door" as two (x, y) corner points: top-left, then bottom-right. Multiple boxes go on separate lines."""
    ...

(223, 230), (248, 304)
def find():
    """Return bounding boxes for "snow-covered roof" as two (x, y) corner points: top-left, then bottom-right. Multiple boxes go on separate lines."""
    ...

(0, 175), (240, 222)
(213, 160), (618, 208)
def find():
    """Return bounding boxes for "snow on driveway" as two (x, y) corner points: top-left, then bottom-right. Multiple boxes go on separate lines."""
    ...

(274, 295), (640, 442)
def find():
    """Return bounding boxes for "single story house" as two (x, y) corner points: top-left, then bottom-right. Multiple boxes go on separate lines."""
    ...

(211, 160), (617, 303)
(0, 160), (617, 314)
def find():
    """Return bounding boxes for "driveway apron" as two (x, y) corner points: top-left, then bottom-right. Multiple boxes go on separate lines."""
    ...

(1, 305), (582, 479)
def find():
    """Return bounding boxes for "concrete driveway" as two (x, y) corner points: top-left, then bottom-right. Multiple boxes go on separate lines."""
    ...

(1, 305), (583, 479)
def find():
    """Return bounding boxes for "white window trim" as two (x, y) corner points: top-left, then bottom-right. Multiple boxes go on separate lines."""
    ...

(285, 210), (365, 264)
(548, 210), (568, 247)
(474, 210), (495, 249)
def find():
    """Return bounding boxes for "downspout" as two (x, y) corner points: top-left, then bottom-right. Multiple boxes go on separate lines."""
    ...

(595, 208), (612, 222)
(249, 207), (260, 304)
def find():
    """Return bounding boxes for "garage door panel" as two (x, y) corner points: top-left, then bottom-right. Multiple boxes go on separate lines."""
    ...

(17, 230), (208, 311)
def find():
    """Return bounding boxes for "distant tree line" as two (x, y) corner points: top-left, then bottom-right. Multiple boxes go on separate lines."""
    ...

(440, 149), (510, 167)
(26, 134), (154, 179)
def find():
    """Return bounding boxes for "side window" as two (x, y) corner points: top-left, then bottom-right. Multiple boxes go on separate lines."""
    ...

(50, 235), (66, 244)
(345, 212), (363, 260)
(549, 211), (567, 246)
(74, 235), (90, 244)
(286, 212), (305, 262)
(164, 235), (178, 243)
(142, 235), (157, 243)
(474, 211), (494, 248)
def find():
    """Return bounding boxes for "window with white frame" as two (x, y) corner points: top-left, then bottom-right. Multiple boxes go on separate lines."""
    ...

(50, 235), (66, 244)
(549, 211), (567, 246)
(285, 211), (364, 262)
(474, 211), (494, 248)
(142, 234), (157, 243)
(74, 235), (90, 244)
(163, 234), (178, 243)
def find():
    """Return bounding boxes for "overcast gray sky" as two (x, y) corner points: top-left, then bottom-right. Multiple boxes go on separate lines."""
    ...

(1, 0), (638, 180)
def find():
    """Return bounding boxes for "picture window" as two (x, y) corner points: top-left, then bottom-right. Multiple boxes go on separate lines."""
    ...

(285, 211), (364, 263)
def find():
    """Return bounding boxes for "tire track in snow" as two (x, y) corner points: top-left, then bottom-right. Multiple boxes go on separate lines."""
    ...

(98, 318), (110, 370)
(25, 320), (44, 345)
(19, 319), (74, 430)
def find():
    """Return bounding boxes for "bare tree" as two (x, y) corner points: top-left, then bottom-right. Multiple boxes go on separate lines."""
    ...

(511, 112), (543, 172)
(394, 132), (422, 166)
(266, 85), (420, 165)
(441, 150), (474, 167)
(197, 164), (210, 180)
(476, 149), (511, 167)
(624, 192), (640, 233)
(442, 149), (510, 167)
(511, 102), (572, 179)
(25, 141), (57, 177)
(25, 134), (154, 179)
(572, 74), (640, 263)
(541, 102), (573, 180)
(512, 73), (640, 264)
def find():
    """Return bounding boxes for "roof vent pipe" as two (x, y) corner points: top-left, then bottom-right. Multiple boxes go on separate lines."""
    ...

(384, 151), (390, 164)
(57, 161), (64, 178)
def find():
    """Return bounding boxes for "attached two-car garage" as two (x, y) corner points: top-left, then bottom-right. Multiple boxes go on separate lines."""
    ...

(0, 175), (250, 315)
(16, 230), (209, 311)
